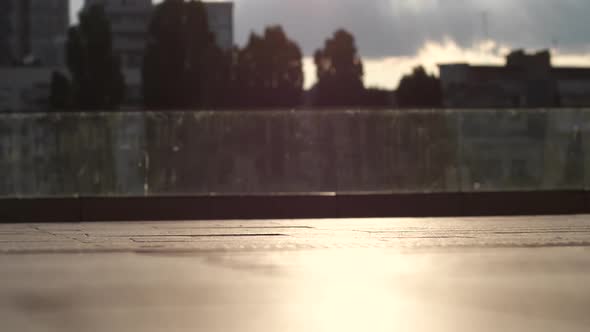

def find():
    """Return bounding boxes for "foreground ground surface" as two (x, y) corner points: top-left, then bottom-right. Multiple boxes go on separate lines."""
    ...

(1, 216), (590, 332)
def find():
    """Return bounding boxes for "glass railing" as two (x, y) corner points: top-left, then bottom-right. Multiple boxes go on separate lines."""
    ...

(0, 109), (588, 198)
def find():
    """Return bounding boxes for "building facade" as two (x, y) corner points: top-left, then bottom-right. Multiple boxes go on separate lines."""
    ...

(204, 2), (234, 51)
(0, 67), (58, 112)
(84, 0), (234, 68)
(29, 0), (70, 66)
(0, 1), (12, 65)
(0, 0), (69, 66)
(439, 50), (590, 108)
(84, 0), (153, 68)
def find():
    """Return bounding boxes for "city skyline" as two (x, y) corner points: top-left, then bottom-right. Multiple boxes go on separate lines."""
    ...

(66, 0), (590, 88)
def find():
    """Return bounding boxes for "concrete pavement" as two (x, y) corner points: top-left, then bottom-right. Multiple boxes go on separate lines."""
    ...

(1, 216), (590, 331)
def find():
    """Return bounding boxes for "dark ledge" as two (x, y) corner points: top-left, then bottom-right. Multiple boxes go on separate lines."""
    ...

(1, 191), (589, 223)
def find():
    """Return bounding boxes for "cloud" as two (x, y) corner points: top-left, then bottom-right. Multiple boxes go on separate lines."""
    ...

(72, 0), (590, 89)
(304, 38), (506, 89)
(232, 0), (590, 89)
(304, 39), (590, 90)
(73, 0), (590, 56)
(231, 0), (590, 57)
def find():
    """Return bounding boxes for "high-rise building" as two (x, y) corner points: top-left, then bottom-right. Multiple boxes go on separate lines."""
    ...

(29, 0), (70, 66)
(0, 2), (12, 65)
(0, 0), (69, 66)
(204, 2), (233, 51)
(84, 0), (153, 68)
(83, 1), (234, 68)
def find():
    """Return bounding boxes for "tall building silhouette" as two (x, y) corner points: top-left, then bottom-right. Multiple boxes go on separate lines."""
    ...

(0, 0), (69, 66)
(84, 0), (153, 68)
(83, 0), (234, 68)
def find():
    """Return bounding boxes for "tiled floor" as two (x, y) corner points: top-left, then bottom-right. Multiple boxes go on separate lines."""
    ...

(1, 216), (590, 331)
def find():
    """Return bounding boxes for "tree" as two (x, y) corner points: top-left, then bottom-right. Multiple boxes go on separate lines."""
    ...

(143, 0), (228, 109)
(49, 71), (72, 110)
(363, 88), (394, 108)
(65, 4), (125, 110)
(234, 26), (304, 108)
(396, 66), (442, 108)
(313, 29), (364, 107)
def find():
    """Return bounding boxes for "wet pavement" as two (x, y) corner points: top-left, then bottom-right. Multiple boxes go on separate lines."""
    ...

(1, 216), (590, 331)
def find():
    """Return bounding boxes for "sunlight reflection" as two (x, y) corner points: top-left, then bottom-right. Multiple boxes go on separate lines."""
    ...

(268, 250), (435, 332)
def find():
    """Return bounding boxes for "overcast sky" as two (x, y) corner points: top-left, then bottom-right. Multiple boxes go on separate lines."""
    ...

(71, 0), (590, 88)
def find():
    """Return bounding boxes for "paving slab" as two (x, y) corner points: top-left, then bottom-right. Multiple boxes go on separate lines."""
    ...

(1, 216), (590, 332)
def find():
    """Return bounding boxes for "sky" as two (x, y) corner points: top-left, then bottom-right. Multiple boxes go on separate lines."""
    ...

(71, 0), (590, 89)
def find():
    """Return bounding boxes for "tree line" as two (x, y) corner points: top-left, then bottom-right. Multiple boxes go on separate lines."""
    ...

(50, 0), (442, 111)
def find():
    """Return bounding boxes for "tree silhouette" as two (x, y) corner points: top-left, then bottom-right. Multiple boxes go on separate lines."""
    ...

(313, 29), (364, 107)
(396, 66), (442, 108)
(235, 26), (303, 108)
(143, 0), (228, 109)
(64, 4), (125, 110)
(363, 88), (394, 108)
